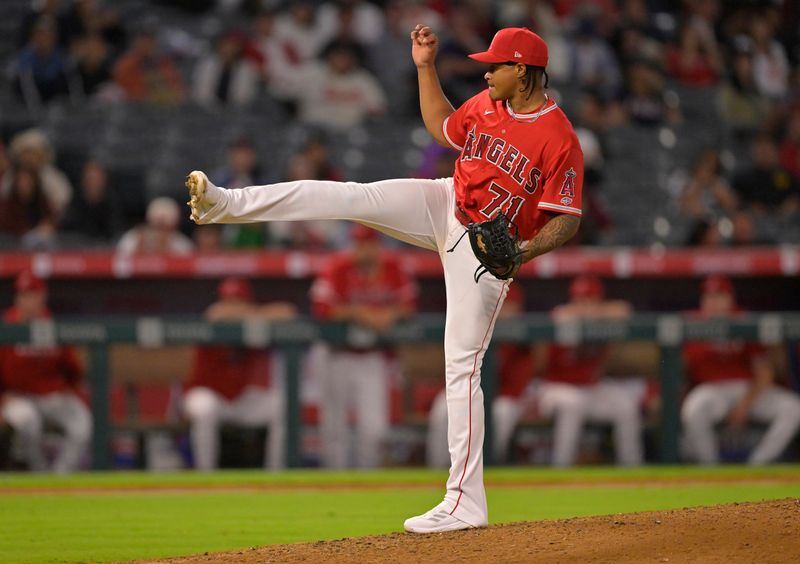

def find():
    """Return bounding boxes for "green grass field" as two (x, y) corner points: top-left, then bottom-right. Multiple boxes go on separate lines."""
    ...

(1, 466), (798, 563)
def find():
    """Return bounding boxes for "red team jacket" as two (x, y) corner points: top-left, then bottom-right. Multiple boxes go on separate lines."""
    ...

(542, 344), (608, 386)
(310, 253), (418, 320)
(185, 346), (271, 401)
(682, 311), (766, 385)
(496, 344), (535, 398)
(443, 91), (584, 239)
(683, 341), (766, 385)
(0, 307), (83, 396)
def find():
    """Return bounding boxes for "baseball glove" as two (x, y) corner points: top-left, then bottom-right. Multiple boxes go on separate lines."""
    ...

(467, 213), (525, 282)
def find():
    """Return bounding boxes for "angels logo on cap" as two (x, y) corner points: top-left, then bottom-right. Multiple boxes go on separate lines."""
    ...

(469, 28), (549, 67)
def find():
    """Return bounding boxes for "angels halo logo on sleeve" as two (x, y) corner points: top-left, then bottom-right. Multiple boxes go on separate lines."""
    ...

(559, 167), (577, 198)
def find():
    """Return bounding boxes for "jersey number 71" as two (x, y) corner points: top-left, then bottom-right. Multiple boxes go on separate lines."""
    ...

(480, 182), (524, 222)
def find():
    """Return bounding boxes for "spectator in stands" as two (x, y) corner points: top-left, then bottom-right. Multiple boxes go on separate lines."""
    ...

(61, 0), (126, 54)
(0, 271), (92, 472)
(0, 166), (56, 249)
(116, 197), (194, 255)
(685, 209), (763, 247)
(573, 90), (614, 244)
(212, 137), (270, 249)
(274, 39), (386, 132)
(183, 277), (297, 470)
(610, 0), (664, 70)
(215, 136), (269, 190)
(270, 136), (348, 250)
(435, 8), (490, 106)
(273, 1), (324, 62)
(569, 17), (622, 99)
(537, 275), (643, 467)
(672, 149), (738, 221)
(316, 0), (385, 49)
(12, 16), (73, 110)
(3, 128), (73, 220)
(682, 275), (800, 465)
(732, 134), (800, 218)
(665, 22), (722, 87)
(59, 159), (122, 245)
(427, 284), (534, 467)
(621, 59), (681, 126)
(192, 225), (223, 252)
(309, 224), (418, 468)
(247, 9), (301, 90)
(112, 23), (185, 105)
(19, 0), (67, 48)
(749, 14), (789, 102)
(72, 33), (114, 101)
(367, 0), (419, 116)
(718, 37), (771, 137)
(192, 31), (260, 108)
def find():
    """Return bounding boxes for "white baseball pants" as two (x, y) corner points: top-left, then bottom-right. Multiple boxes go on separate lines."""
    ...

(196, 176), (509, 527)
(681, 381), (800, 465)
(537, 380), (644, 467)
(183, 386), (285, 470)
(1, 392), (92, 472)
(318, 349), (390, 468)
(427, 390), (522, 467)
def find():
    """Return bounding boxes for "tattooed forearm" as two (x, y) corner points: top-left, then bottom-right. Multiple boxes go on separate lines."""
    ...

(521, 214), (580, 262)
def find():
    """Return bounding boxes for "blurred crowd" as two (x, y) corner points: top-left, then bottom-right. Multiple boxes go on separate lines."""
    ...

(0, 0), (798, 250)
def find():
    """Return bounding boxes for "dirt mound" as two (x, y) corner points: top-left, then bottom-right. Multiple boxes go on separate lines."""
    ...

(154, 498), (800, 563)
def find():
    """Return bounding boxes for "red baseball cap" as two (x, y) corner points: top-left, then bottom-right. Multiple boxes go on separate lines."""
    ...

(569, 275), (604, 300)
(217, 277), (253, 302)
(469, 28), (548, 68)
(702, 275), (734, 296)
(15, 270), (46, 293)
(351, 224), (380, 242)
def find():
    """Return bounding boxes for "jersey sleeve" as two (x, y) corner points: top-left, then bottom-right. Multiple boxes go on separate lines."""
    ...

(442, 94), (481, 151)
(537, 140), (584, 217)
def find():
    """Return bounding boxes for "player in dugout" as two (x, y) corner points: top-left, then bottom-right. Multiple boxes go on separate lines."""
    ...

(536, 275), (644, 467)
(182, 276), (296, 470)
(681, 275), (800, 465)
(0, 270), (92, 472)
(310, 224), (418, 469)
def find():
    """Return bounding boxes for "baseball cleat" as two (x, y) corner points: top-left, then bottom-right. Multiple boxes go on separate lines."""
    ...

(185, 170), (213, 223)
(403, 504), (481, 534)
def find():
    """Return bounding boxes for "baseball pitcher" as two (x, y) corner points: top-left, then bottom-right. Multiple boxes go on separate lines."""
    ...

(186, 25), (583, 533)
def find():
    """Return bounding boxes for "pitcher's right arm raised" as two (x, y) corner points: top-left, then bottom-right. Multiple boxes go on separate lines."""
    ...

(411, 25), (454, 147)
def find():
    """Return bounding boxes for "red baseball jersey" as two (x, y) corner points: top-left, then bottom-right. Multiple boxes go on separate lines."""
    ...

(443, 90), (584, 240)
(682, 341), (766, 385)
(0, 307), (83, 396)
(542, 343), (608, 386)
(185, 346), (271, 400)
(496, 344), (534, 398)
(310, 253), (418, 319)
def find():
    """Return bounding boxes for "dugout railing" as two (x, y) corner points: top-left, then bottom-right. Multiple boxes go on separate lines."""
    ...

(1, 313), (799, 470)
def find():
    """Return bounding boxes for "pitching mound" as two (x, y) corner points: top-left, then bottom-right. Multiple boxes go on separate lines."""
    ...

(155, 498), (799, 563)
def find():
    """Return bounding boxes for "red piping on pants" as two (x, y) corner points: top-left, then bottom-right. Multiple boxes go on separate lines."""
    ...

(449, 284), (507, 516)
